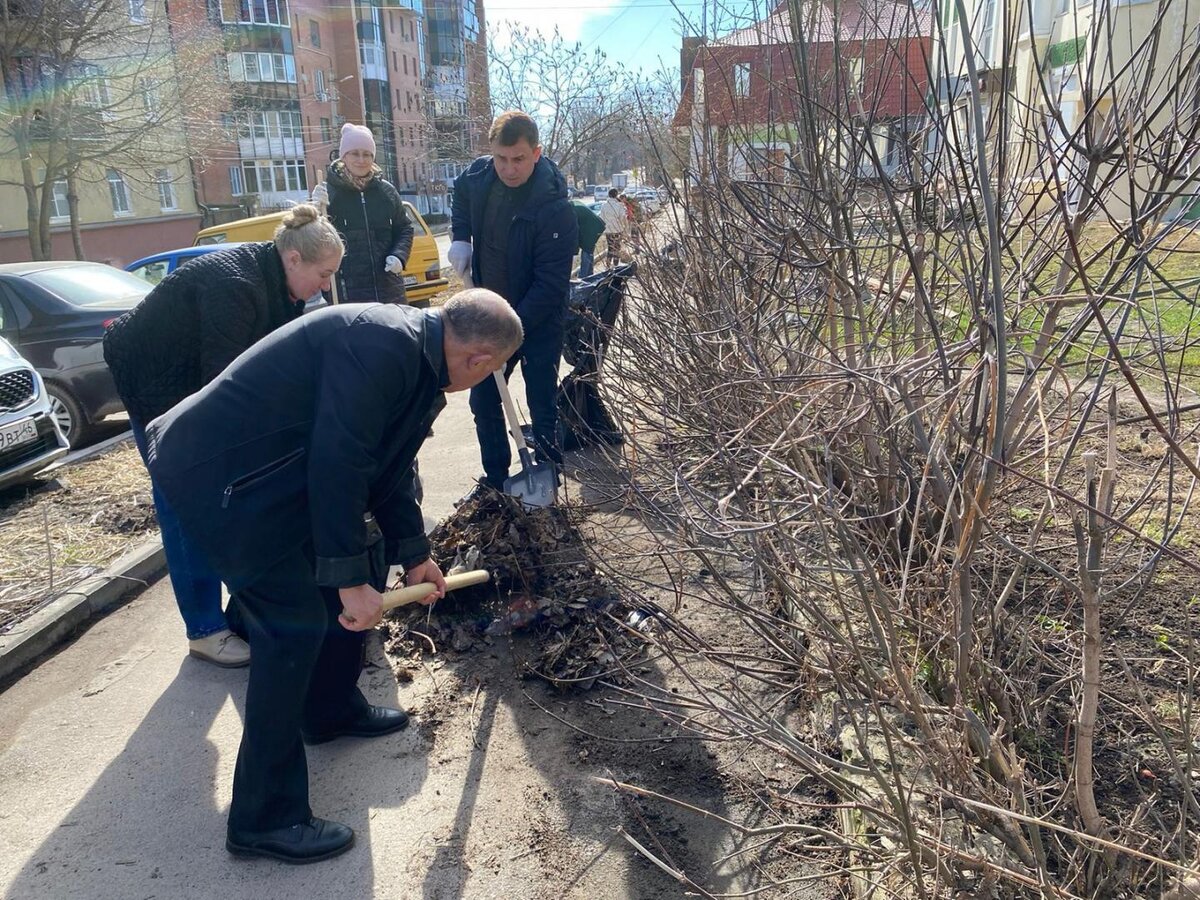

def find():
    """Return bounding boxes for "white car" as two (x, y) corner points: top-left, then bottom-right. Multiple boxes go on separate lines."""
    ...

(0, 336), (69, 490)
(627, 188), (661, 215)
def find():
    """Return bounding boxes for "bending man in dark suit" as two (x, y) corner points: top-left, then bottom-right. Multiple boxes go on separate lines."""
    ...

(144, 289), (523, 864)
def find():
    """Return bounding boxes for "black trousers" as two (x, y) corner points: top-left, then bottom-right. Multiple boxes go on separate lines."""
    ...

(468, 330), (563, 486)
(226, 541), (382, 833)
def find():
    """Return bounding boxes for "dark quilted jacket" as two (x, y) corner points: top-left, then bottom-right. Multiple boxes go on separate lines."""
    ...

(324, 162), (414, 304)
(103, 242), (304, 423)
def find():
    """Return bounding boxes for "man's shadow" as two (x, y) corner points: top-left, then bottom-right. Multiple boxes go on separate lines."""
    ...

(409, 451), (756, 898)
(7, 643), (429, 899)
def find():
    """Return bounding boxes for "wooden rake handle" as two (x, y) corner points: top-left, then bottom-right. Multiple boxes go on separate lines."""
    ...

(379, 569), (491, 612)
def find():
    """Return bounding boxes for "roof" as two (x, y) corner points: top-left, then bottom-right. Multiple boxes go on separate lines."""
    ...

(0, 261), (111, 275)
(713, 0), (929, 46)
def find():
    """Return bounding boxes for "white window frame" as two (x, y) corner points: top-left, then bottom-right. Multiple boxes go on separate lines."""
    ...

(230, 165), (245, 195)
(234, 0), (288, 25)
(241, 159), (308, 194)
(314, 68), (325, 98)
(39, 170), (70, 221)
(156, 169), (178, 211)
(106, 169), (132, 216)
(236, 52), (296, 84)
(733, 62), (750, 98)
(140, 77), (159, 120)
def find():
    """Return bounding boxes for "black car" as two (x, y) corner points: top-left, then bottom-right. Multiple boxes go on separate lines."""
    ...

(0, 262), (150, 446)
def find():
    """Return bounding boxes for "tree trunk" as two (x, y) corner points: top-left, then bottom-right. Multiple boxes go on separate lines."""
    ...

(66, 165), (85, 260)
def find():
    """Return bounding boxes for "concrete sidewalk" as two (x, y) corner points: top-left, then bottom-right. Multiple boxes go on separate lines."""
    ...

(0, 377), (614, 899)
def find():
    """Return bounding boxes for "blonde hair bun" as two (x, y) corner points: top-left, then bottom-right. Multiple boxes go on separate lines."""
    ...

(281, 203), (321, 229)
(274, 203), (343, 262)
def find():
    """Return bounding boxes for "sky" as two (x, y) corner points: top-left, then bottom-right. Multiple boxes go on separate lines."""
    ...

(482, 0), (767, 79)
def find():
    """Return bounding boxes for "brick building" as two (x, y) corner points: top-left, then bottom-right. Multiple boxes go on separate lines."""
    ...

(673, 0), (931, 181)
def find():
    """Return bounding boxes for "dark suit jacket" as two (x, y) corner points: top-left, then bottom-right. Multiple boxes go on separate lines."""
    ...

(144, 303), (446, 591)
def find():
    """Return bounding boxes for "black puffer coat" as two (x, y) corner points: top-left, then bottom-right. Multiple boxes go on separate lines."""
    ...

(103, 242), (304, 423)
(325, 162), (414, 304)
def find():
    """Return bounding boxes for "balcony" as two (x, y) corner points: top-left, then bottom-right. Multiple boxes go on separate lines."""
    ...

(359, 40), (387, 82)
(238, 136), (305, 158)
(257, 189), (309, 209)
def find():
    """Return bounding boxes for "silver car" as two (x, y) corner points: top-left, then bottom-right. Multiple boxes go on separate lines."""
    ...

(0, 336), (69, 490)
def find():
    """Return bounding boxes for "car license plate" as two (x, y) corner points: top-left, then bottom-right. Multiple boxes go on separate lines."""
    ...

(0, 417), (37, 451)
(404, 275), (418, 287)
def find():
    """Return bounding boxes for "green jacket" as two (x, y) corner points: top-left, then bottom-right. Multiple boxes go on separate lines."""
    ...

(572, 201), (606, 252)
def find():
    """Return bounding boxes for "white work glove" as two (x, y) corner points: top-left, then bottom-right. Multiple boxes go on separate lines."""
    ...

(310, 182), (329, 207)
(384, 255), (403, 274)
(447, 240), (472, 279)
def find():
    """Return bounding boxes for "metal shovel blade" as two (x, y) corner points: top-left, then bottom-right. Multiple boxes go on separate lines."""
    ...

(503, 452), (555, 509)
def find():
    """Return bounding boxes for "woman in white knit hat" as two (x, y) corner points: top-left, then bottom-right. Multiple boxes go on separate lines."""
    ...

(310, 122), (416, 304)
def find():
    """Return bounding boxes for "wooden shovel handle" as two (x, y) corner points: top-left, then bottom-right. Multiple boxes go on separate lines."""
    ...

(493, 370), (530, 454)
(379, 569), (491, 612)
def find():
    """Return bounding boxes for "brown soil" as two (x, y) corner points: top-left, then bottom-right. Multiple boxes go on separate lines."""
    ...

(380, 478), (844, 898)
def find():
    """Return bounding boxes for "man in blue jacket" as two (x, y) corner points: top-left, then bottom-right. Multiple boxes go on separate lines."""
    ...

(144, 290), (523, 864)
(447, 110), (578, 490)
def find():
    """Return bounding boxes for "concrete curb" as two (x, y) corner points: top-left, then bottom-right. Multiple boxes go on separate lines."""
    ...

(0, 537), (166, 684)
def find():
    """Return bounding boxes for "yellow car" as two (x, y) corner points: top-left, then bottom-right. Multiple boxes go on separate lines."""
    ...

(194, 204), (448, 305)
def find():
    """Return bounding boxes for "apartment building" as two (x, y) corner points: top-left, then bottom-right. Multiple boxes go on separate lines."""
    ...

(183, 0), (448, 217)
(172, 0), (310, 214)
(0, 0), (206, 264)
(425, 0), (490, 212)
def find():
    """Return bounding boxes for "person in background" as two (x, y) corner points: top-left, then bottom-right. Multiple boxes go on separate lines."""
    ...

(598, 187), (629, 268)
(102, 205), (343, 667)
(310, 123), (415, 305)
(572, 199), (606, 279)
(144, 290), (523, 864)
(447, 110), (577, 491)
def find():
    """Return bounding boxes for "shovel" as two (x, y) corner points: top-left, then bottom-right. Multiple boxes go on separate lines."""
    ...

(493, 370), (556, 508)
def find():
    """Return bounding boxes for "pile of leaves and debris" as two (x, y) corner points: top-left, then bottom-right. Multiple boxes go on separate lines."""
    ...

(381, 486), (648, 690)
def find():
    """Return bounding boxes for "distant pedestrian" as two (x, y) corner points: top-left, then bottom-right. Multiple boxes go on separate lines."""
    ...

(103, 205), (343, 668)
(598, 188), (628, 267)
(448, 109), (577, 491)
(572, 199), (605, 278)
(310, 123), (415, 305)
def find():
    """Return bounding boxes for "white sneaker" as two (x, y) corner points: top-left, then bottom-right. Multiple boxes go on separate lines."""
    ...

(189, 629), (251, 668)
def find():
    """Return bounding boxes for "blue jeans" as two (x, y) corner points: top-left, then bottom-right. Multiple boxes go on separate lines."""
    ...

(129, 418), (228, 640)
(469, 330), (563, 486)
(578, 248), (595, 279)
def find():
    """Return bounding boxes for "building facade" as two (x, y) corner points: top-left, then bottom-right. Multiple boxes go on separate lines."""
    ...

(672, 0), (931, 184)
(931, 0), (1200, 219)
(0, 0), (207, 264)
(425, 0), (490, 212)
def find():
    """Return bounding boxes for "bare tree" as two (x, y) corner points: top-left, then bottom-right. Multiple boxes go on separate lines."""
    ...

(572, 0), (1200, 893)
(0, 0), (226, 259)
(488, 22), (639, 176)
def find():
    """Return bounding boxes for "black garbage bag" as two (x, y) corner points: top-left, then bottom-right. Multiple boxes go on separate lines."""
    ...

(558, 372), (622, 452)
(564, 263), (635, 372)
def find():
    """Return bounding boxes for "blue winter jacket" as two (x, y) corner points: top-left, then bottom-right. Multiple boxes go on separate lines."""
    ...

(451, 155), (578, 336)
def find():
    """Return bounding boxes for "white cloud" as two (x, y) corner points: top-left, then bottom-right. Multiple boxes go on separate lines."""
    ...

(485, 0), (624, 44)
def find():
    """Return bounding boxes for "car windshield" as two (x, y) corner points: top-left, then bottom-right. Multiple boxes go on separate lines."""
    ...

(24, 265), (151, 308)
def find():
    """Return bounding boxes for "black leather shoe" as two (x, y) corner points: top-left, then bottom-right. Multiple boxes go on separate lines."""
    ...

(302, 705), (410, 746)
(226, 817), (354, 864)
